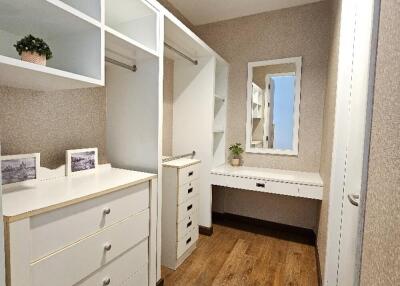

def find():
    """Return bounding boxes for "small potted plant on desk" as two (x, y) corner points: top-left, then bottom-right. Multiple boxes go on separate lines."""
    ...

(14, 34), (53, 66)
(229, 143), (244, 167)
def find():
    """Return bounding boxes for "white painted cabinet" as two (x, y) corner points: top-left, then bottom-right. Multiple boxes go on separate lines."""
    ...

(2, 167), (157, 286)
(161, 159), (201, 270)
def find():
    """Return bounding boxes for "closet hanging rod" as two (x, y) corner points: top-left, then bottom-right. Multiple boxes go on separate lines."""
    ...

(164, 43), (198, 65)
(162, 151), (196, 163)
(105, 57), (137, 72)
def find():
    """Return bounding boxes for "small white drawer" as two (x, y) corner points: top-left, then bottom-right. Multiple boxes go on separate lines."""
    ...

(178, 164), (200, 186)
(30, 182), (149, 262)
(178, 179), (199, 205)
(75, 239), (148, 286)
(177, 195), (198, 222)
(177, 212), (198, 241)
(31, 209), (149, 286)
(298, 184), (323, 200)
(266, 181), (299, 197)
(177, 227), (199, 259)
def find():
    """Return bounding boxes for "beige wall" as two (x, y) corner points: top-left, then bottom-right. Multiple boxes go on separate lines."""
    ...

(156, 0), (196, 31)
(0, 87), (107, 168)
(196, 2), (331, 230)
(360, 0), (400, 284)
(316, 0), (341, 277)
(197, 2), (331, 172)
(163, 58), (174, 156)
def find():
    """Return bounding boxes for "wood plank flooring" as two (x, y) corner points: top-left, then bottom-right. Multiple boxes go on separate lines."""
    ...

(162, 218), (319, 286)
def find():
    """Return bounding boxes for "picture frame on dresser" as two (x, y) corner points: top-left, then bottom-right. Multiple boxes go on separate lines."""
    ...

(66, 148), (98, 176)
(0, 153), (40, 186)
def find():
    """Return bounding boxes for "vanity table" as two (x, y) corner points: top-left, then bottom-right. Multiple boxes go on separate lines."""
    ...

(211, 164), (323, 200)
(2, 165), (157, 286)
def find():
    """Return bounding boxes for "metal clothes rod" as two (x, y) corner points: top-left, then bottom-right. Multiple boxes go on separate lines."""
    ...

(162, 151), (196, 163)
(105, 57), (137, 72)
(164, 43), (198, 65)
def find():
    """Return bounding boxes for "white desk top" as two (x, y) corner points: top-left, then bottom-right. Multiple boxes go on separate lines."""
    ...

(2, 167), (157, 222)
(211, 164), (323, 186)
(162, 158), (201, 169)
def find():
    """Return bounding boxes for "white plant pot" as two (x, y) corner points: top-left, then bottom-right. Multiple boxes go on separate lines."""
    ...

(231, 158), (240, 166)
(21, 51), (46, 66)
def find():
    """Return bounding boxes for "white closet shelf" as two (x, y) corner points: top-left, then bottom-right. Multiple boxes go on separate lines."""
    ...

(0, 55), (103, 91)
(105, 27), (158, 60)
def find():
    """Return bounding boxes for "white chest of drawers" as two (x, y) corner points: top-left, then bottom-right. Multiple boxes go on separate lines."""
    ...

(2, 166), (158, 286)
(161, 158), (201, 270)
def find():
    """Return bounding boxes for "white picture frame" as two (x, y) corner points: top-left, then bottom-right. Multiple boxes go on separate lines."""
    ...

(66, 148), (98, 176)
(246, 56), (302, 156)
(1, 153), (40, 186)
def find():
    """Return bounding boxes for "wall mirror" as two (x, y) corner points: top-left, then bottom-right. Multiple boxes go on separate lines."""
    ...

(246, 57), (302, 155)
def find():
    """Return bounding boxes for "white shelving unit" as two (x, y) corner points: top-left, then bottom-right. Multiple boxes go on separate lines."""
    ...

(0, 0), (103, 90)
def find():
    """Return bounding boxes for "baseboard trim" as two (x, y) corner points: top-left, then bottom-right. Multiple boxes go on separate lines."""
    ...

(156, 278), (164, 286)
(315, 245), (322, 286)
(212, 212), (316, 245)
(199, 225), (213, 236)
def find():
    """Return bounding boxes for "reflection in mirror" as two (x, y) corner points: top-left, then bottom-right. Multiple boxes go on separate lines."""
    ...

(246, 57), (302, 155)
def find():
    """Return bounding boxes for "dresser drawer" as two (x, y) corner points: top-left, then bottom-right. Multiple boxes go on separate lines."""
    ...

(177, 227), (199, 259)
(31, 209), (149, 286)
(76, 239), (148, 286)
(177, 195), (198, 222)
(30, 182), (149, 262)
(298, 184), (323, 200)
(178, 164), (200, 186)
(266, 181), (299, 197)
(178, 179), (199, 205)
(177, 211), (198, 241)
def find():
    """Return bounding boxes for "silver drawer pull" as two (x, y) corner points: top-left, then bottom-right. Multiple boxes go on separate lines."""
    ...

(188, 187), (193, 194)
(187, 204), (193, 211)
(187, 221), (192, 228)
(103, 277), (111, 285)
(186, 237), (192, 245)
(188, 171), (194, 177)
(103, 208), (111, 215)
(256, 183), (265, 188)
(104, 243), (112, 251)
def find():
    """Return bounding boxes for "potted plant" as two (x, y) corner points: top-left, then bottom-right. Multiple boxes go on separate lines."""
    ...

(229, 143), (244, 166)
(14, 34), (53, 66)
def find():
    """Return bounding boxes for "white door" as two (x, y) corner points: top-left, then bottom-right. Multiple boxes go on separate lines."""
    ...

(335, 0), (377, 285)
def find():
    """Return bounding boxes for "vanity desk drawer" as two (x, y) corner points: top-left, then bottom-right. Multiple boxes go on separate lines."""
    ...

(177, 212), (198, 240)
(31, 210), (150, 286)
(30, 182), (149, 261)
(177, 195), (198, 222)
(177, 227), (199, 259)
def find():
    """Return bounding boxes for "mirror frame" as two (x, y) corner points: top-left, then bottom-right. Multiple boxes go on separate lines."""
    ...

(246, 56), (302, 156)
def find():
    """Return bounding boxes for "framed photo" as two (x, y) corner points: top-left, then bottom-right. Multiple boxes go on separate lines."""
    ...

(1, 153), (40, 186)
(66, 148), (98, 176)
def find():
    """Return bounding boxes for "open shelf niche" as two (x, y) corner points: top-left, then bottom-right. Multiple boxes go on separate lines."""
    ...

(0, 0), (103, 90)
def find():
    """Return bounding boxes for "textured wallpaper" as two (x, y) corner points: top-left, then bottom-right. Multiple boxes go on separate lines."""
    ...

(163, 58), (174, 156)
(196, 1), (331, 172)
(0, 86), (107, 169)
(360, 0), (400, 284)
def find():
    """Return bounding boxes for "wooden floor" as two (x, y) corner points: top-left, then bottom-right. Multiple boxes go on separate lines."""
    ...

(162, 218), (319, 286)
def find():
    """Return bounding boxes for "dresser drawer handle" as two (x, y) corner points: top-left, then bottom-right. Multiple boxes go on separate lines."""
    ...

(187, 221), (192, 228)
(188, 171), (194, 177)
(103, 208), (111, 215)
(186, 237), (192, 245)
(188, 187), (193, 194)
(187, 204), (193, 211)
(256, 183), (265, 188)
(103, 277), (111, 286)
(104, 243), (112, 251)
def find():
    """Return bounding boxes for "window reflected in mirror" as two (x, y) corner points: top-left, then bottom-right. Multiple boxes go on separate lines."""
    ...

(247, 57), (302, 155)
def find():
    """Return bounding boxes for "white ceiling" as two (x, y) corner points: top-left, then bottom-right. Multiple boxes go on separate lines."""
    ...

(168, 0), (323, 25)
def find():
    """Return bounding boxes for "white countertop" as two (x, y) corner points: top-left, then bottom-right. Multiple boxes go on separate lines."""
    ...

(2, 167), (157, 222)
(162, 158), (201, 169)
(211, 164), (323, 186)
